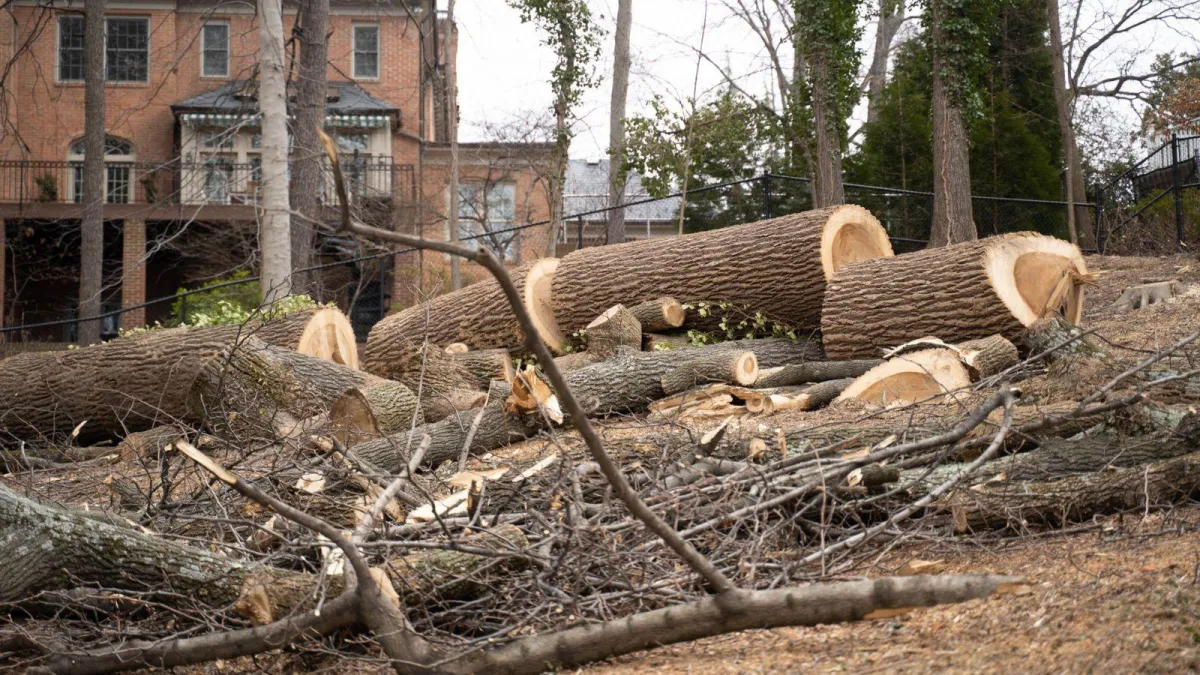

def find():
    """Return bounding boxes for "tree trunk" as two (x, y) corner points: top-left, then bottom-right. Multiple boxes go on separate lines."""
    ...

(809, 52), (846, 207)
(447, 348), (515, 389)
(1046, 0), (1093, 249)
(78, 0), (105, 346)
(929, 0), (977, 247)
(546, 24), (575, 258)
(821, 233), (1088, 358)
(550, 205), (892, 338)
(257, 0), (292, 302)
(606, 0), (633, 244)
(217, 306), (359, 368)
(754, 359), (881, 389)
(289, 0), (329, 294)
(584, 304), (642, 357)
(837, 348), (972, 406)
(867, 0), (906, 125)
(675, 337), (826, 368)
(364, 258), (561, 367)
(446, 0), (462, 289)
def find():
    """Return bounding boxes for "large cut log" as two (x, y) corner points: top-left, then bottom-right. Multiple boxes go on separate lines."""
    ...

(754, 360), (881, 388)
(585, 304), (642, 357)
(822, 233), (1089, 359)
(0, 329), (324, 444)
(365, 258), (562, 369)
(660, 351), (759, 395)
(550, 205), (892, 342)
(448, 348), (515, 389)
(628, 297), (686, 332)
(363, 340), (485, 423)
(0, 481), (250, 605)
(837, 348), (972, 406)
(216, 307), (359, 368)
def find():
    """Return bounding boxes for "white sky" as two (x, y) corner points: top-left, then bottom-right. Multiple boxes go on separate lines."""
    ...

(451, 0), (1197, 161)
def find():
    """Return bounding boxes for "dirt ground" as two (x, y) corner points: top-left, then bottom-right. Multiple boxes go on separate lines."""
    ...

(582, 508), (1200, 674)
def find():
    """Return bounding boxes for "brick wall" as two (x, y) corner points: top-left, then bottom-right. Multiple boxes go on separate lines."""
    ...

(120, 218), (146, 330)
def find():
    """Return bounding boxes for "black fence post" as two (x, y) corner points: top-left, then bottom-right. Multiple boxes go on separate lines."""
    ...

(1094, 186), (1105, 254)
(576, 216), (584, 251)
(1172, 132), (1184, 249)
(762, 173), (773, 220)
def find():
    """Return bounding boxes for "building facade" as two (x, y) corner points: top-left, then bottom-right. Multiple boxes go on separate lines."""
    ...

(0, 0), (552, 341)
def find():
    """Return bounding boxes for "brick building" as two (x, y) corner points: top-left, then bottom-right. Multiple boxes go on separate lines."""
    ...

(0, 0), (552, 341)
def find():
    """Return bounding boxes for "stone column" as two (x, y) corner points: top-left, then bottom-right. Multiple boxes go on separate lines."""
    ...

(120, 219), (147, 330)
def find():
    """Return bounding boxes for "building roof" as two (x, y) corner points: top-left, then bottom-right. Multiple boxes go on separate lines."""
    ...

(564, 158), (680, 223)
(171, 80), (399, 117)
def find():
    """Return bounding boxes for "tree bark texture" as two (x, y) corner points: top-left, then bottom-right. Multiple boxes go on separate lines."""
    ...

(754, 359), (881, 389)
(551, 207), (885, 335)
(628, 297), (686, 332)
(0, 482), (249, 606)
(606, 0), (633, 244)
(446, 0), (462, 289)
(958, 335), (1019, 380)
(808, 52), (846, 207)
(448, 348), (514, 389)
(660, 351), (757, 395)
(929, 0), (977, 247)
(584, 304), (641, 357)
(78, 0), (106, 346)
(867, 0), (905, 125)
(257, 0), (292, 302)
(365, 261), (543, 374)
(288, 0), (329, 292)
(1046, 0), (1093, 249)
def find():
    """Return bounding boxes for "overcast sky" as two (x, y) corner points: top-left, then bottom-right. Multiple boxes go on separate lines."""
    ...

(450, 0), (1194, 160)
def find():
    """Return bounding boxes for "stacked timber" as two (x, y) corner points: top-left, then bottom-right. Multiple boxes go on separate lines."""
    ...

(822, 232), (1088, 359)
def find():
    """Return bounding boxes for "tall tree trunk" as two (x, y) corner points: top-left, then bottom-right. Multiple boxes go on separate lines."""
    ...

(446, 0), (462, 289)
(257, 0), (292, 302)
(289, 0), (329, 296)
(866, 0), (905, 125)
(1046, 0), (1092, 249)
(928, 0), (976, 247)
(546, 26), (575, 258)
(809, 52), (846, 207)
(78, 0), (105, 346)
(606, 0), (633, 244)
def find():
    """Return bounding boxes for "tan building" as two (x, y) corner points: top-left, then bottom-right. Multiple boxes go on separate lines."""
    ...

(0, 0), (551, 340)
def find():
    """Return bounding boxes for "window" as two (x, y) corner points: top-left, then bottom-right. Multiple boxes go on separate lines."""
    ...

(58, 16), (84, 82)
(334, 132), (370, 153)
(202, 156), (234, 203)
(105, 18), (149, 82)
(199, 129), (235, 150)
(456, 183), (518, 261)
(201, 23), (229, 77)
(67, 136), (135, 203)
(58, 16), (149, 83)
(353, 25), (379, 79)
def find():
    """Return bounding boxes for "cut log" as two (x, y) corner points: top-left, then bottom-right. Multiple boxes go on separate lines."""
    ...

(550, 205), (892, 338)
(448, 348), (515, 388)
(364, 258), (563, 368)
(686, 337), (825, 368)
(660, 351), (759, 395)
(245, 307), (359, 368)
(374, 342), (484, 423)
(553, 351), (604, 373)
(958, 335), (1019, 380)
(444, 342), (470, 353)
(628, 297), (686, 332)
(585, 304), (643, 357)
(754, 360), (881, 388)
(837, 349), (971, 407)
(1022, 316), (1104, 361)
(822, 233), (1089, 359)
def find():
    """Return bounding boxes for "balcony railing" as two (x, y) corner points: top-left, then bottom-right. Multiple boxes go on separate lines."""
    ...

(0, 158), (414, 209)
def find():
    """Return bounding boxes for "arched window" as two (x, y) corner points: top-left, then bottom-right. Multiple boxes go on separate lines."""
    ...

(67, 136), (136, 203)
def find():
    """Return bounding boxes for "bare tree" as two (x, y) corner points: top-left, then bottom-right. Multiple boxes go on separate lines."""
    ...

(257, 0), (292, 302)
(446, 0), (463, 289)
(290, 0), (330, 294)
(607, 0), (634, 244)
(929, 0), (977, 246)
(78, 0), (105, 345)
(866, 0), (906, 124)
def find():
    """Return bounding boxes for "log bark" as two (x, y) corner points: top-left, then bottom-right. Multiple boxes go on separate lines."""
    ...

(233, 307), (359, 368)
(660, 351), (758, 395)
(553, 351), (604, 373)
(754, 360), (880, 388)
(367, 341), (483, 423)
(628, 297), (686, 332)
(364, 259), (562, 366)
(585, 304), (642, 357)
(550, 205), (892, 337)
(682, 337), (825, 368)
(949, 450), (1200, 532)
(643, 333), (692, 351)
(0, 481), (249, 605)
(822, 233), (1088, 358)
(958, 335), (1019, 380)
(447, 349), (514, 389)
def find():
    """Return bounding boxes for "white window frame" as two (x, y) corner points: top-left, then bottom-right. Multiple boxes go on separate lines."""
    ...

(200, 21), (230, 78)
(57, 14), (151, 84)
(352, 24), (380, 80)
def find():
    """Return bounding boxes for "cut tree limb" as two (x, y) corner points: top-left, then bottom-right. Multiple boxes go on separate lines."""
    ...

(958, 335), (1019, 380)
(585, 304), (643, 357)
(225, 307), (359, 369)
(628, 297), (686, 332)
(755, 360), (881, 388)
(551, 205), (892, 338)
(1111, 280), (1181, 311)
(838, 349), (972, 406)
(447, 348), (515, 388)
(822, 233), (1088, 358)
(660, 351), (759, 395)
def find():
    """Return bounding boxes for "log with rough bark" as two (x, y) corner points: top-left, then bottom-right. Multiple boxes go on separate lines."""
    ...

(371, 342), (485, 423)
(838, 349), (972, 406)
(585, 304), (643, 357)
(766, 378), (855, 412)
(690, 337), (825, 367)
(958, 335), (1020, 380)
(643, 333), (692, 351)
(755, 360), (881, 388)
(218, 307), (359, 368)
(554, 351), (604, 373)
(661, 351), (759, 395)
(628, 297), (686, 332)
(948, 450), (1200, 532)
(364, 258), (563, 367)
(447, 348), (515, 389)
(550, 205), (893, 341)
(822, 233), (1089, 358)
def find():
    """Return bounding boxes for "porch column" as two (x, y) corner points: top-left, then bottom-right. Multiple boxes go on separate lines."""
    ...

(120, 218), (147, 330)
